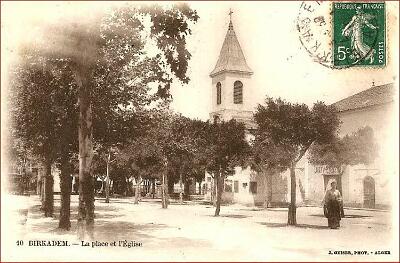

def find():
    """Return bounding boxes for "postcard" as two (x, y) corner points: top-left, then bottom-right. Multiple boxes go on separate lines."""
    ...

(1, 1), (398, 262)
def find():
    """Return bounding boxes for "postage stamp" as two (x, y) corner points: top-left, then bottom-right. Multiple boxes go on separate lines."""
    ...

(297, 1), (386, 69)
(333, 2), (386, 67)
(1, 1), (398, 262)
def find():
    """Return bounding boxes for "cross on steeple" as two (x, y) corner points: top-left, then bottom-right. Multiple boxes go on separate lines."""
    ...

(229, 8), (233, 21)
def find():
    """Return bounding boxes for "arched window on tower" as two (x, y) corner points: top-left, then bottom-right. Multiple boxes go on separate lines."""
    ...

(233, 81), (243, 104)
(216, 82), (222, 105)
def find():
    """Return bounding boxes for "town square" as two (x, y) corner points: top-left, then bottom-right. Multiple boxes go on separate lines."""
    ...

(1, 1), (399, 262)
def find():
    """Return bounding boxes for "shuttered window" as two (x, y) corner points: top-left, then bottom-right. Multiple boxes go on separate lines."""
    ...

(216, 82), (222, 105)
(233, 81), (243, 104)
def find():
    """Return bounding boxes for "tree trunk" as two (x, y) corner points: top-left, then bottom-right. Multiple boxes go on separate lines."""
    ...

(100, 179), (105, 194)
(179, 172), (183, 205)
(127, 177), (132, 196)
(168, 178), (174, 194)
(20, 161), (27, 195)
(288, 164), (297, 225)
(161, 173), (168, 208)
(264, 168), (273, 208)
(134, 176), (141, 204)
(152, 178), (155, 199)
(145, 179), (150, 195)
(59, 163), (72, 230)
(76, 66), (94, 240)
(211, 176), (216, 206)
(184, 180), (190, 196)
(40, 176), (45, 209)
(268, 174), (273, 207)
(214, 174), (223, 216)
(43, 161), (53, 217)
(105, 160), (110, 203)
(198, 180), (202, 195)
(36, 172), (41, 195)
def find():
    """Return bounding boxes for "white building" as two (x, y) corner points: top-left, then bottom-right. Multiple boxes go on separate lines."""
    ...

(204, 15), (396, 209)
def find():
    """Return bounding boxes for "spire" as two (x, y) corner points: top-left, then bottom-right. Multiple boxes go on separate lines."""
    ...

(210, 10), (253, 77)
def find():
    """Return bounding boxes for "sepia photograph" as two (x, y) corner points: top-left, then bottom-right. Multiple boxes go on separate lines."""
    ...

(1, 1), (399, 262)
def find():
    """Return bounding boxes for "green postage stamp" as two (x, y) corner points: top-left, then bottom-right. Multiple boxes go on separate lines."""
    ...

(333, 2), (386, 67)
(297, 1), (386, 68)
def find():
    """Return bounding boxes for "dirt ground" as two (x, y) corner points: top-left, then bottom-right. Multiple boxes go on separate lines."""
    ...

(1, 194), (398, 262)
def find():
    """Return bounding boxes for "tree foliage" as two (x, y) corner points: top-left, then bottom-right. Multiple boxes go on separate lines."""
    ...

(9, 56), (79, 219)
(9, 58), (78, 165)
(254, 98), (340, 164)
(9, 3), (199, 237)
(201, 119), (250, 216)
(308, 126), (378, 168)
(254, 97), (340, 225)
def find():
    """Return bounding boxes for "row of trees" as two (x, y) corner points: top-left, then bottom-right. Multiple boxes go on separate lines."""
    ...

(8, 3), (199, 239)
(7, 3), (378, 240)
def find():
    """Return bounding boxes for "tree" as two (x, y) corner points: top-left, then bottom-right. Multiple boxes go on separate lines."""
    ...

(9, 57), (78, 221)
(202, 119), (251, 216)
(17, 3), (198, 238)
(6, 137), (36, 195)
(185, 119), (212, 195)
(254, 97), (340, 225)
(119, 135), (164, 204)
(119, 112), (206, 206)
(309, 126), (378, 175)
(251, 136), (293, 207)
(146, 112), (195, 208)
(164, 116), (198, 204)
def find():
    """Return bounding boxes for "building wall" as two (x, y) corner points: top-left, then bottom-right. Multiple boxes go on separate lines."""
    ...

(338, 103), (394, 139)
(299, 102), (395, 209)
(208, 65), (394, 209)
(278, 165), (306, 206)
(338, 102), (394, 208)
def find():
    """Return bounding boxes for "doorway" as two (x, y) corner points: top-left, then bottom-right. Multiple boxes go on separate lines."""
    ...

(363, 176), (375, 208)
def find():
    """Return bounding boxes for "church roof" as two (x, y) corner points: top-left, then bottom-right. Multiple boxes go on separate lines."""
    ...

(210, 20), (253, 77)
(332, 83), (395, 112)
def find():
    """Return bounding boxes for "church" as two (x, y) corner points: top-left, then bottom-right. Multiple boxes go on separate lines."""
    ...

(204, 14), (395, 210)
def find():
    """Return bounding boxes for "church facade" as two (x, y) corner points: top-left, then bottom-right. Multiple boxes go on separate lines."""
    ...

(204, 16), (395, 210)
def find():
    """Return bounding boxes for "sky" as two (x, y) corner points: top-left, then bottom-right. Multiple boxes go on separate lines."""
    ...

(169, 1), (399, 120)
(2, 1), (398, 121)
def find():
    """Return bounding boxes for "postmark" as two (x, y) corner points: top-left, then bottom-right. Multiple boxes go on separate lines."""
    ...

(297, 1), (386, 69)
(333, 2), (386, 67)
(297, 1), (334, 68)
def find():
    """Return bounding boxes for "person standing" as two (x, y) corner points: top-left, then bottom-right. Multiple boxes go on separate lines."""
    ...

(323, 180), (343, 229)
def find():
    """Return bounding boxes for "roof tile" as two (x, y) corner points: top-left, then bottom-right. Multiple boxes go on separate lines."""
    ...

(332, 83), (395, 112)
(210, 21), (253, 77)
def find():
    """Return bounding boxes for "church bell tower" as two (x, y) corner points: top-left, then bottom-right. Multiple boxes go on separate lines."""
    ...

(210, 10), (254, 128)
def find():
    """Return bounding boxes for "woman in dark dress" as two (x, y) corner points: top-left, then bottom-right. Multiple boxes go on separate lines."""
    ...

(323, 181), (342, 229)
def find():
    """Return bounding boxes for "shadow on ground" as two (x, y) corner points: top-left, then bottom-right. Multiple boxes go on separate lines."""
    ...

(258, 222), (329, 229)
(94, 220), (168, 242)
(310, 214), (372, 219)
(238, 208), (264, 212)
(221, 214), (250, 219)
(205, 214), (251, 219)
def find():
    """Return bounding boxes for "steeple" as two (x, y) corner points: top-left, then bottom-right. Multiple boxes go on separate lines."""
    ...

(210, 11), (253, 77)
